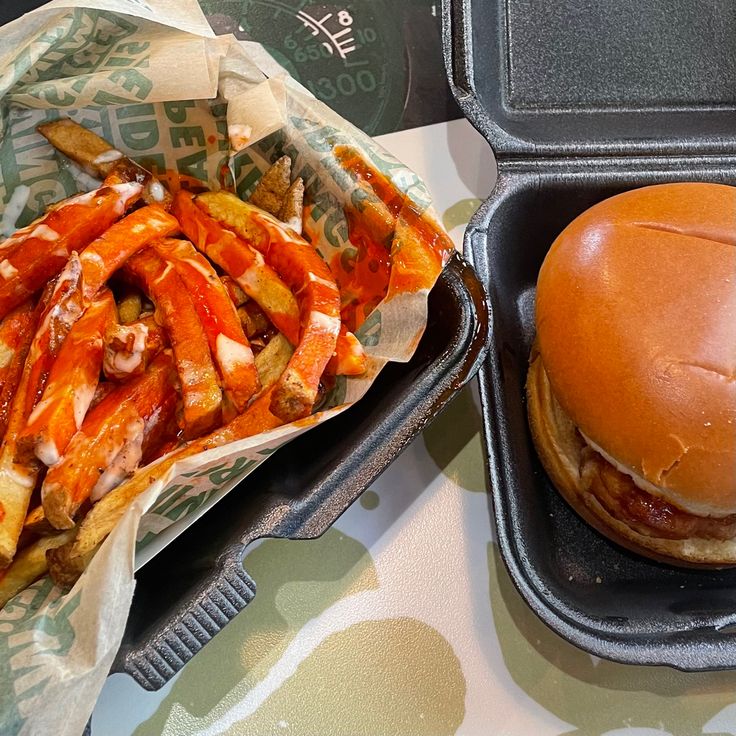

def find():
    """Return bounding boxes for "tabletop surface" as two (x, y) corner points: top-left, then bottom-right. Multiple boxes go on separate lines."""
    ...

(5, 1), (735, 734)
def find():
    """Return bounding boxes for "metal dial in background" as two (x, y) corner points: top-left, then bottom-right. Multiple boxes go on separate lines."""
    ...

(201, 0), (462, 136)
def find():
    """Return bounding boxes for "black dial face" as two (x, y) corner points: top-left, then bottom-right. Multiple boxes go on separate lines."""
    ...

(201, 0), (461, 136)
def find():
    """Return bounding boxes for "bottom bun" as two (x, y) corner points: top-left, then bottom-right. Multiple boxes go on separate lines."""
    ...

(526, 347), (736, 568)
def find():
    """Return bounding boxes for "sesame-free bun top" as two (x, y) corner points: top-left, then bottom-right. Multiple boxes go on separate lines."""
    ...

(535, 183), (736, 517)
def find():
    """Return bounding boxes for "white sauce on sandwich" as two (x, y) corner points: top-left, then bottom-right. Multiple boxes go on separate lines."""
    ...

(581, 432), (730, 519)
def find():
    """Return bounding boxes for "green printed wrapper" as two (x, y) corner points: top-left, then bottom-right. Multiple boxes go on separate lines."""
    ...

(0, 2), (451, 733)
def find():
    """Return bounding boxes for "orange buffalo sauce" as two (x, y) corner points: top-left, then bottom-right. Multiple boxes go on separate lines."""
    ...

(330, 146), (453, 332)
(330, 211), (392, 333)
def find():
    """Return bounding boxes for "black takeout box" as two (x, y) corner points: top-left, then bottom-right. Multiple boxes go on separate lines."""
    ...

(443, 0), (736, 669)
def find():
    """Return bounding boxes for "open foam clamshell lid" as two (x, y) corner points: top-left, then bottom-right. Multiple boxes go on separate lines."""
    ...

(443, 0), (736, 157)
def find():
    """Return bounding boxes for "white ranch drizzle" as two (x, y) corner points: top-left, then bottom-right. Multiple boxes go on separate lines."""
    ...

(216, 333), (254, 375)
(93, 149), (124, 165)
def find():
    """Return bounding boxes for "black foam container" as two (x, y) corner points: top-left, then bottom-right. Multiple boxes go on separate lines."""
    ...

(109, 254), (490, 689)
(443, 0), (736, 669)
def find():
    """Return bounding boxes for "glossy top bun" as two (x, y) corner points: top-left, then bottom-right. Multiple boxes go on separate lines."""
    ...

(535, 183), (736, 516)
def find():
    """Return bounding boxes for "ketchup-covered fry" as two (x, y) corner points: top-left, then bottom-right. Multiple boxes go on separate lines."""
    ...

(0, 529), (75, 607)
(0, 301), (37, 442)
(103, 314), (167, 382)
(334, 146), (453, 299)
(173, 191), (300, 345)
(0, 183), (142, 320)
(79, 205), (180, 301)
(196, 192), (341, 422)
(41, 350), (177, 530)
(48, 386), (287, 588)
(124, 248), (222, 438)
(0, 295), (49, 567)
(154, 237), (258, 411)
(17, 289), (116, 467)
(21, 254), (85, 427)
(22, 505), (52, 537)
(249, 155), (291, 217)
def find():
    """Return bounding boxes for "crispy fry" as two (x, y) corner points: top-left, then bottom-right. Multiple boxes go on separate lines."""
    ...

(117, 290), (143, 324)
(0, 301), (37, 442)
(48, 386), (288, 587)
(173, 191), (300, 345)
(0, 529), (75, 607)
(79, 205), (180, 301)
(239, 300), (274, 339)
(250, 155), (291, 216)
(327, 326), (368, 376)
(220, 275), (248, 307)
(37, 119), (119, 177)
(17, 289), (116, 467)
(22, 505), (53, 537)
(278, 177), (304, 234)
(0, 183), (142, 320)
(124, 248), (222, 438)
(103, 314), (167, 382)
(153, 238), (259, 411)
(255, 333), (293, 389)
(38, 118), (171, 208)
(196, 193), (341, 421)
(41, 350), (177, 529)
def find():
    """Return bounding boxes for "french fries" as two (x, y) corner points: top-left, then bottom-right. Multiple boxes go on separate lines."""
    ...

(103, 315), (168, 382)
(195, 193), (341, 422)
(172, 191), (301, 345)
(0, 125), (379, 604)
(0, 183), (142, 320)
(41, 350), (177, 529)
(0, 529), (76, 608)
(0, 296), (49, 566)
(249, 155), (292, 216)
(79, 204), (180, 301)
(48, 381), (290, 588)
(38, 118), (172, 208)
(21, 254), (84, 426)
(0, 301), (37, 442)
(152, 238), (259, 411)
(37, 119), (120, 178)
(124, 248), (223, 438)
(16, 289), (116, 466)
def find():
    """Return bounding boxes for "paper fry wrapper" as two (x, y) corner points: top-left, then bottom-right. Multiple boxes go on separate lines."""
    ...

(0, 2), (453, 733)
